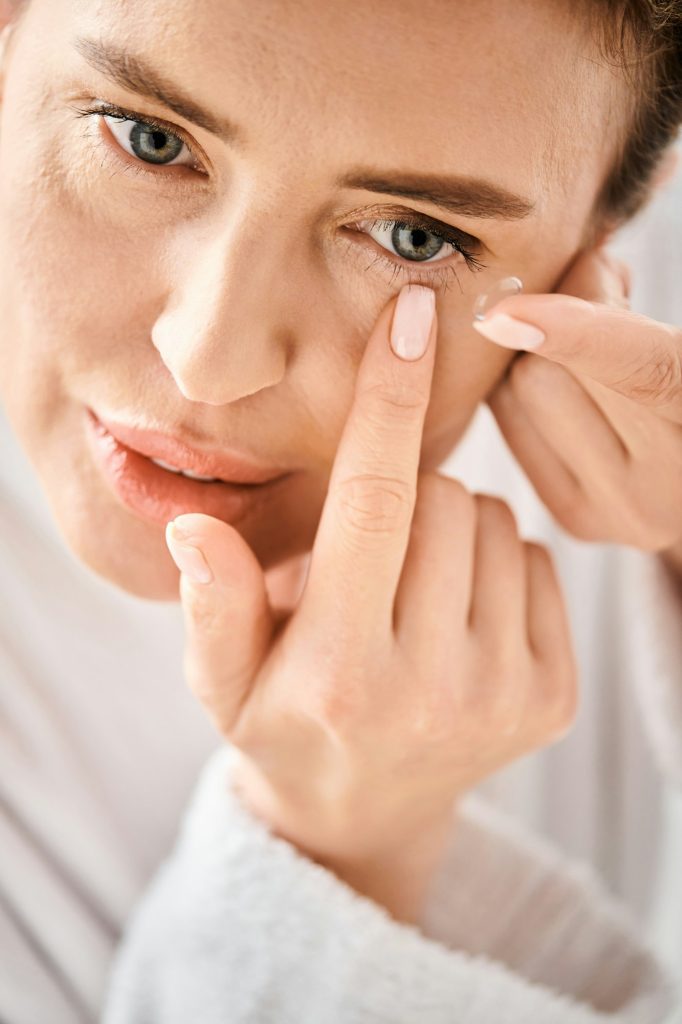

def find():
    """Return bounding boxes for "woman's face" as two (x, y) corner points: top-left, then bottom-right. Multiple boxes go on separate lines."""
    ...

(0, 0), (624, 599)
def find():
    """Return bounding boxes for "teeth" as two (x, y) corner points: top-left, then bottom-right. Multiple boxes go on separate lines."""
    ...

(179, 468), (220, 482)
(150, 457), (183, 474)
(149, 457), (219, 482)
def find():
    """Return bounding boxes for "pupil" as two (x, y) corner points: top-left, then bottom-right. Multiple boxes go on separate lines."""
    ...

(391, 224), (444, 262)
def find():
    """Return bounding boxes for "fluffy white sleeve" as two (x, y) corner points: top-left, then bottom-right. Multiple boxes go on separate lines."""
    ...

(619, 548), (682, 788)
(101, 745), (678, 1024)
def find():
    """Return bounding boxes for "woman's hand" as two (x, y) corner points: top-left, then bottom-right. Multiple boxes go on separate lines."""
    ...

(165, 285), (577, 922)
(478, 246), (682, 573)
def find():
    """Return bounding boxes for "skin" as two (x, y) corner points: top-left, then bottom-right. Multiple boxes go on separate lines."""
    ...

(0, 0), (680, 927)
(483, 247), (682, 575)
(0, 0), (624, 601)
(167, 288), (578, 923)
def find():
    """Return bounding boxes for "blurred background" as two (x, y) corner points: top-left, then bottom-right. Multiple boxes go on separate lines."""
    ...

(440, 137), (682, 983)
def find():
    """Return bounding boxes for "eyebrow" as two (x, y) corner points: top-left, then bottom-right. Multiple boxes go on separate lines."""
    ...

(338, 171), (535, 221)
(72, 36), (243, 145)
(72, 36), (535, 222)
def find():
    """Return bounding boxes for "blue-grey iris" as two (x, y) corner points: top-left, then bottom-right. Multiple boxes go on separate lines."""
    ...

(129, 123), (184, 164)
(391, 225), (444, 261)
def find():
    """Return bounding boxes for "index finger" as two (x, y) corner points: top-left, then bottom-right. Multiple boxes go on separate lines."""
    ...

(301, 284), (437, 634)
(473, 293), (682, 422)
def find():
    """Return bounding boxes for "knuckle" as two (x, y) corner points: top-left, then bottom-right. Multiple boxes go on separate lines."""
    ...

(524, 540), (554, 573)
(467, 647), (524, 714)
(412, 708), (458, 749)
(464, 685), (523, 741)
(620, 456), (682, 545)
(509, 351), (542, 390)
(508, 351), (561, 399)
(410, 674), (461, 744)
(183, 590), (225, 640)
(361, 376), (428, 416)
(474, 493), (518, 533)
(555, 490), (587, 534)
(482, 626), (523, 669)
(336, 472), (414, 536)
(418, 472), (476, 516)
(623, 487), (659, 541)
(443, 474), (476, 511)
(548, 488), (599, 541)
(626, 343), (681, 405)
(491, 702), (525, 738)
(525, 539), (549, 560)
(620, 491), (679, 550)
(479, 682), (526, 737)
(308, 680), (363, 738)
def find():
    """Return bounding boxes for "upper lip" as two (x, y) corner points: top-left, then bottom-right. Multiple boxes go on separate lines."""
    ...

(90, 408), (290, 485)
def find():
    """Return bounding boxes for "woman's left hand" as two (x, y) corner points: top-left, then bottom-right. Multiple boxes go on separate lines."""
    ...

(478, 246), (682, 572)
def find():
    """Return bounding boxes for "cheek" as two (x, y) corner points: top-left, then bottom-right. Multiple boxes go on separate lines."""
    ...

(5, 183), (146, 343)
(0, 145), (165, 424)
(422, 302), (514, 465)
(287, 287), (515, 480)
(319, 237), (519, 457)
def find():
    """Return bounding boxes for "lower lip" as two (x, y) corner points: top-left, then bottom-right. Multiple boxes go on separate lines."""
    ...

(84, 408), (291, 528)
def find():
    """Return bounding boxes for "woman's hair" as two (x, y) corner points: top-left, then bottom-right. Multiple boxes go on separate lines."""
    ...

(587, 0), (682, 229)
(3, 0), (681, 232)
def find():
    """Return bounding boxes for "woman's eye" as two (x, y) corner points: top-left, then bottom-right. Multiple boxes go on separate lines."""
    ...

(103, 114), (193, 167)
(358, 219), (454, 263)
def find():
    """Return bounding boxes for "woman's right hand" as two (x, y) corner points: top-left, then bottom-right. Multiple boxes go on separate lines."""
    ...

(165, 284), (578, 919)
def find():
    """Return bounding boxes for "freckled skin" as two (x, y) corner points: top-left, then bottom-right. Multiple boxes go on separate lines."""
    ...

(0, 0), (625, 599)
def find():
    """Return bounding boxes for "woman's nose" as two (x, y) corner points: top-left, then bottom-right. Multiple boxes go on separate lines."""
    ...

(151, 228), (288, 405)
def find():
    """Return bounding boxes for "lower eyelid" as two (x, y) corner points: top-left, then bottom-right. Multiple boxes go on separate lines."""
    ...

(348, 224), (463, 269)
(343, 232), (470, 292)
(93, 115), (201, 182)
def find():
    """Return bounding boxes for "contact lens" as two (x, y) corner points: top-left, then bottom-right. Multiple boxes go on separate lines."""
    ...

(472, 276), (523, 320)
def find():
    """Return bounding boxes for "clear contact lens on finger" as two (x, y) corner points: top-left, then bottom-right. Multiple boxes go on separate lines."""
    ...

(472, 276), (523, 321)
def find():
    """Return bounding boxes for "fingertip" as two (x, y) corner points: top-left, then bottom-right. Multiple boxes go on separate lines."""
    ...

(472, 312), (546, 351)
(389, 283), (436, 361)
(165, 522), (214, 585)
(168, 511), (215, 538)
(477, 292), (597, 335)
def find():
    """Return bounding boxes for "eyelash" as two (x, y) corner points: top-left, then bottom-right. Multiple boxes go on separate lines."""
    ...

(73, 100), (203, 176)
(72, 101), (488, 291)
(350, 217), (486, 292)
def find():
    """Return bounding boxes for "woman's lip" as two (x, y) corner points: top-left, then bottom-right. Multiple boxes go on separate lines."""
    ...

(88, 407), (289, 485)
(84, 408), (294, 528)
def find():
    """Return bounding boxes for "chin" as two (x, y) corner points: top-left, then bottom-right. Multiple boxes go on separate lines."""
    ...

(51, 489), (317, 603)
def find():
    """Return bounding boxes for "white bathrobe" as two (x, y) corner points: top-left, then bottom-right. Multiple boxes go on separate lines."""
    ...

(1, 155), (681, 1023)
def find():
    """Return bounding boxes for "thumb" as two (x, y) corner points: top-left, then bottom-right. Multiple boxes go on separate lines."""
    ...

(166, 512), (275, 733)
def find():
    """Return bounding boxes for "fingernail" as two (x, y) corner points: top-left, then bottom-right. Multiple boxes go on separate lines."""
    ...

(472, 313), (546, 351)
(165, 521), (214, 584)
(390, 285), (436, 361)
